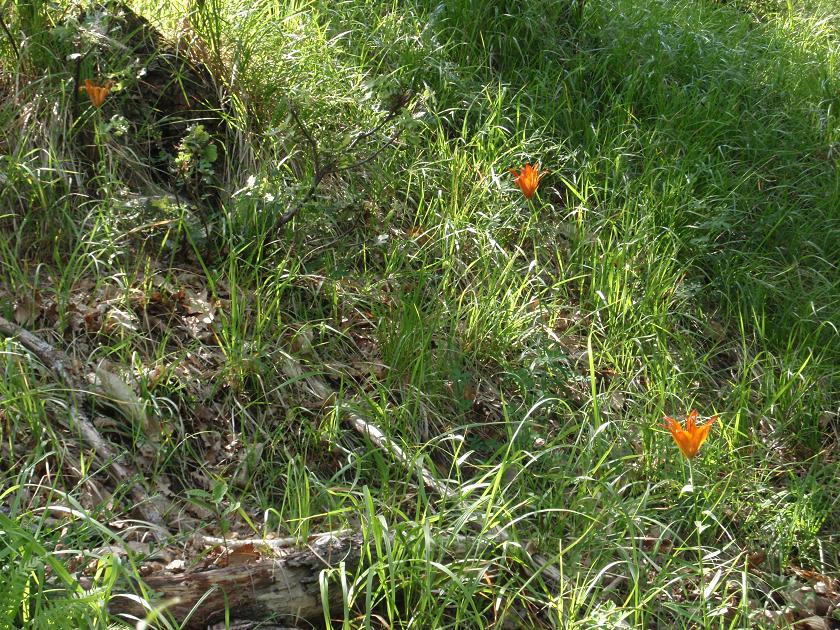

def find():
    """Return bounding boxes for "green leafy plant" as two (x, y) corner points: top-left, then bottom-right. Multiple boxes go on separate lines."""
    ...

(172, 124), (219, 192)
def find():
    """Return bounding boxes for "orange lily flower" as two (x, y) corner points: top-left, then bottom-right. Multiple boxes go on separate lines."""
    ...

(509, 163), (544, 199)
(82, 79), (113, 108)
(663, 410), (717, 459)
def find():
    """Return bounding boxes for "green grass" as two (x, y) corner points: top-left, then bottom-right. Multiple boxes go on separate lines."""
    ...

(1, 0), (839, 627)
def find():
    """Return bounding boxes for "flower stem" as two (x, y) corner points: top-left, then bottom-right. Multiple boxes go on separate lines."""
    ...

(689, 458), (709, 623)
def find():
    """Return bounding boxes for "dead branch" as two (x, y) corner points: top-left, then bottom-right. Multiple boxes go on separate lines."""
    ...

(0, 316), (169, 539)
(0, 10), (20, 62)
(281, 354), (562, 586)
(287, 101), (320, 175)
(281, 356), (453, 498)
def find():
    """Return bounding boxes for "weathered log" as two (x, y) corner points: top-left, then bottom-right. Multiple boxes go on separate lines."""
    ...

(111, 532), (364, 629)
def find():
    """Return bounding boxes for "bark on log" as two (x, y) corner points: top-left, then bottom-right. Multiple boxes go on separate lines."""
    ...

(110, 532), (364, 629)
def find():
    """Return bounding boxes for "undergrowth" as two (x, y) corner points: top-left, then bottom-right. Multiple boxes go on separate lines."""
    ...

(1, 0), (838, 628)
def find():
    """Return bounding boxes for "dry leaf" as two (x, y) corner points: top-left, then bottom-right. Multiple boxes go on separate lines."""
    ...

(786, 584), (822, 616)
(103, 306), (139, 333)
(748, 549), (766, 569)
(13, 292), (41, 326)
(185, 501), (214, 520)
(139, 561), (167, 577)
(165, 558), (186, 572)
(795, 617), (829, 630)
(94, 360), (155, 438)
(182, 288), (217, 340)
(126, 541), (151, 556)
(225, 543), (261, 566)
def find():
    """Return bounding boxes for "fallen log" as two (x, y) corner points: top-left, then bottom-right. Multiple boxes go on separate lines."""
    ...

(110, 532), (363, 629)
(111, 527), (505, 628)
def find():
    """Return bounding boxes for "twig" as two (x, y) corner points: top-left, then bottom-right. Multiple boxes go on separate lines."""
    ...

(0, 10), (19, 62)
(275, 99), (405, 231)
(281, 354), (563, 586)
(331, 128), (402, 174)
(287, 101), (320, 174)
(69, 38), (86, 121)
(346, 406), (452, 497)
(274, 164), (333, 230)
(282, 356), (451, 497)
(0, 316), (170, 540)
(345, 106), (401, 153)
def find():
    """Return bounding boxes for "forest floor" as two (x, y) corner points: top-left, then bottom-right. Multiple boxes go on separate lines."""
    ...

(1, 0), (839, 628)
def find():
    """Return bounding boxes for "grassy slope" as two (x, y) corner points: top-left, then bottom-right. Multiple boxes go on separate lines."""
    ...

(1, 0), (838, 627)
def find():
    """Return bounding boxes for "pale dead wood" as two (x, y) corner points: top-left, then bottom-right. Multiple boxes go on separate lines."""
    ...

(109, 532), (364, 629)
(282, 355), (454, 497)
(282, 354), (562, 585)
(0, 316), (169, 538)
(199, 529), (353, 551)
